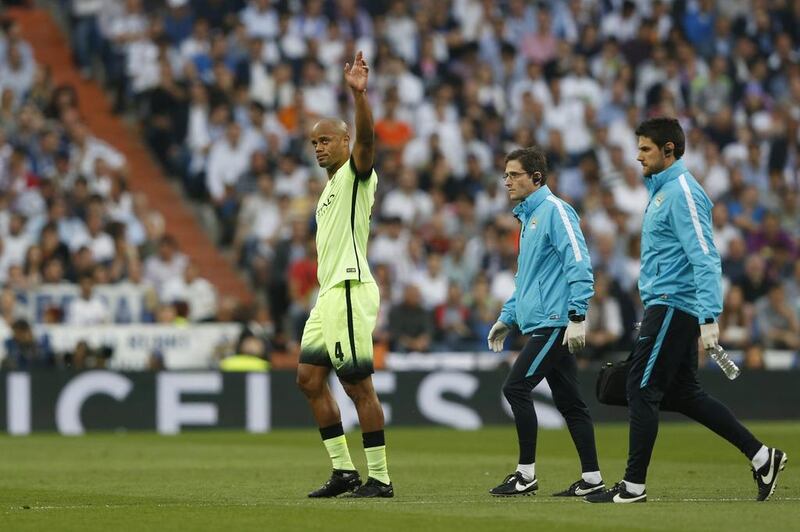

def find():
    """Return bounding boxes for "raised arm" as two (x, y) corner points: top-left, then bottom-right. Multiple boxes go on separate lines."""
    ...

(344, 50), (374, 178)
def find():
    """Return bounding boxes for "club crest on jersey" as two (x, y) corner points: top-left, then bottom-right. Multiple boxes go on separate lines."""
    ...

(654, 194), (664, 207)
(530, 217), (538, 229)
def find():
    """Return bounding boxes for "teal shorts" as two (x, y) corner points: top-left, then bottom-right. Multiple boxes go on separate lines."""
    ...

(299, 280), (379, 380)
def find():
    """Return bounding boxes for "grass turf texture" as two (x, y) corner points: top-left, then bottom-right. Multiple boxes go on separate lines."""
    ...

(1, 422), (797, 531)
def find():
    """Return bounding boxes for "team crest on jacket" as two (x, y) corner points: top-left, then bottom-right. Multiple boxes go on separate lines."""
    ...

(654, 194), (664, 207)
(530, 217), (538, 229)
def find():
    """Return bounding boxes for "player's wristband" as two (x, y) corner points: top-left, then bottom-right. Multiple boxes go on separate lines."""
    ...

(568, 311), (585, 323)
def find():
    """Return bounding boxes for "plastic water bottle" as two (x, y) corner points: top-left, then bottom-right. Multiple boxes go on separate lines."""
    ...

(707, 345), (740, 380)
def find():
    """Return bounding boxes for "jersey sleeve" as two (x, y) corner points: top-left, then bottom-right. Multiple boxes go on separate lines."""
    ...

(349, 156), (373, 181)
(669, 178), (723, 323)
(546, 198), (594, 316)
(498, 288), (517, 328)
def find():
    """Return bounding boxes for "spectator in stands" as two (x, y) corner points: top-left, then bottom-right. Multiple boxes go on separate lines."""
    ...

(66, 340), (113, 369)
(584, 270), (623, 364)
(286, 236), (317, 341)
(755, 284), (800, 350)
(0, 43), (35, 108)
(712, 203), (741, 258)
(161, 260), (218, 322)
(388, 284), (432, 353)
(3, 212), (31, 271)
(1, 318), (54, 370)
(143, 234), (187, 291)
(233, 170), (279, 257)
(64, 272), (110, 325)
(722, 235), (747, 283)
(718, 285), (754, 351)
(433, 282), (472, 351)
(381, 167), (433, 227)
(220, 335), (270, 371)
(737, 254), (774, 304)
(412, 252), (448, 310)
(206, 120), (259, 244)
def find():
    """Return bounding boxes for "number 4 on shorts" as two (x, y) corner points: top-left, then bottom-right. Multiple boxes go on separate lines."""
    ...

(334, 341), (344, 361)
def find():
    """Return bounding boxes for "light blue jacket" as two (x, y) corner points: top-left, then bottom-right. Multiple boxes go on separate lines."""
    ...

(499, 185), (594, 333)
(639, 159), (722, 323)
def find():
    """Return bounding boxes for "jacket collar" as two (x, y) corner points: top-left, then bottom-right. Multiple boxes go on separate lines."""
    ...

(512, 185), (552, 218)
(644, 159), (686, 196)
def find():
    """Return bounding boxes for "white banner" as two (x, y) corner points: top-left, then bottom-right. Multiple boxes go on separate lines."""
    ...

(17, 283), (151, 323)
(35, 323), (242, 370)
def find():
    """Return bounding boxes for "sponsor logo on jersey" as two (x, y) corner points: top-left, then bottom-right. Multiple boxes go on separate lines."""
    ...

(316, 193), (336, 217)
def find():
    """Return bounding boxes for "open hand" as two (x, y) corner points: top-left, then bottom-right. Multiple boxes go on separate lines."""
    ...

(344, 50), (369, 93)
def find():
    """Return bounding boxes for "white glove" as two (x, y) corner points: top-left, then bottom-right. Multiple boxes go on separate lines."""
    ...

(562, 320), (586, 354)
(700, 322), (719, 350)
(487, 321), (511, 353)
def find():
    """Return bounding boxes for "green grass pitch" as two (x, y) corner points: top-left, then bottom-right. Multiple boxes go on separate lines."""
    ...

(1, 422), (798, 531)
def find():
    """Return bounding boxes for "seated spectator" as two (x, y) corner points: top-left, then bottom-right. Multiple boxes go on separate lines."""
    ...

(744, 345), (765, 370)
(721, 235), (747, 283)
(711, 203), (741, 258)
(143, 234), (188, 291)
(755, 284), (800, 350)
(747, 212), (796, 265)
(64, 273), (110, 326)
(467, 273), (502, 348)
(584, 270), (623, 363)
(388, 284), (432, 353)
(736, 255), (773, 304)
(219, 336), (270, 372)
(718, 285), (753, 351)
(161, 261), (218, 322)
(65, 340), (112, 369)
(287, 237), (318, 342)
(1, 319), (54, 370)
(411, 252), (448, 310)
(784, 261), (800, 318)
(433, 282), (472, 351)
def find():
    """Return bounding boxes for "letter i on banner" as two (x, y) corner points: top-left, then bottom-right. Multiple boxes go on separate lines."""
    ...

(8, 373), (31, 435)
(246, 373), (270, 433)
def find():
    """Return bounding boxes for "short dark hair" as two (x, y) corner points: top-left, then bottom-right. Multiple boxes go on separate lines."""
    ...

(505, 146), (548, 184)
(635, 117), (685, 159)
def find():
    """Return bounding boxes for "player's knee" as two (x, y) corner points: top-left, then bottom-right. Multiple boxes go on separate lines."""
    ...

(296, 370), (322, 396)
(342, 382), (370, 404)
(502, 381), (526, 403)
(554, 396), (586, 416)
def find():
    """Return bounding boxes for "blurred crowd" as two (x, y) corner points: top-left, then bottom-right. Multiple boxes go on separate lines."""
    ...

(5, 0), (800, 366)
(0, 9), (279, 369)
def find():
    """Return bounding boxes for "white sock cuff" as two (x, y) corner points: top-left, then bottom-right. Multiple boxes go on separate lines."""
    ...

(516, 463), (535, 481)
(582, 471), (602, 484)
(623, 480), (645, 495)
(751, 445), (770, 470)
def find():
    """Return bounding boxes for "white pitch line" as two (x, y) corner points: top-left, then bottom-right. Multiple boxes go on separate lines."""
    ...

(7, 496), (800, 511)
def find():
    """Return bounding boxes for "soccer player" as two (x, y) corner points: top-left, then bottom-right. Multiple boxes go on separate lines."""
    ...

(487, 147), (604, 497)
(296, 51), (392, 499)
(586, 117), (787, 504)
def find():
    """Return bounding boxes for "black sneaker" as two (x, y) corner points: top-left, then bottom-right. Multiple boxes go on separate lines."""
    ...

(308, 469), (362, 498)
(349, 477), (394, 498)
(753, 448), (788, 501)
(489, 472), (538, 496)
(584, 482), (646, 503)
(552, 479), (605, 497)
